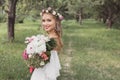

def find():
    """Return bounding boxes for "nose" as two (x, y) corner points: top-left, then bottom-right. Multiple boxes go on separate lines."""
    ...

(42, 21), (48, 26)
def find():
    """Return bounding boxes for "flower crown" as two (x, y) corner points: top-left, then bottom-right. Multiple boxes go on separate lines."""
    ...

(40, 7), (64, 21)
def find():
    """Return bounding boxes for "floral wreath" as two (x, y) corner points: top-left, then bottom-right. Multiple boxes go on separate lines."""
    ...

(40, 7), (64, 21)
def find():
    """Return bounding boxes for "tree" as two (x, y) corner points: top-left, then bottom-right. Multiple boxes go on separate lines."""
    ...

(5, 0), (18, 42)
(5, 0), (43, 41)
(66, 0), (92, 24)
(92, 0), (120, 28)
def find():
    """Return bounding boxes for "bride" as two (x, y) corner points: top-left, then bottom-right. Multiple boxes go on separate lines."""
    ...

(30, 7), (64, 80)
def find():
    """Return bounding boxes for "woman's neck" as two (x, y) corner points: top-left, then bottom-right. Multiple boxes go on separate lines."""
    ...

(47, 30), (58, 38)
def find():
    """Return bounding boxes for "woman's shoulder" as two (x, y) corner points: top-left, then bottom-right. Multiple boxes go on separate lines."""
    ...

(49, 35), (58, 39)
(48, 35), (63, 52)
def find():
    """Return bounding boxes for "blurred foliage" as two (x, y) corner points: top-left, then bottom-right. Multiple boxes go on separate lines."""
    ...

(0, 0), (120, 27)
(0, 13), (6, 22)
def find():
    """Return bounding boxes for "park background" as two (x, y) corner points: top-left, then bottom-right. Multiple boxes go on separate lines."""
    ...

(0, 0), (120, 80)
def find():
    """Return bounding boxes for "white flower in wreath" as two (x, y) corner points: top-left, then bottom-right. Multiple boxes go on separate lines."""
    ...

(40, 12), (42, 16)
(52, 11), (56, 15)
(57, 13), (60, 16)
(46, 10), (49, 13)
(48, 7), (52, 11)
(42, 9), (45, 12)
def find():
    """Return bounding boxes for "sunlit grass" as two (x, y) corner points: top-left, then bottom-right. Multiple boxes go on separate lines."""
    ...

(61, 19), (120, 80)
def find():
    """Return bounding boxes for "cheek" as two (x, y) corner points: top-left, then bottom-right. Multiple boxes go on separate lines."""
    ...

(47, 21), (56, 28)
(42, 22), (46, 26)
(50, 24), (56, 31)
(51, 20), (56, 27)
(49, 23), (56, 30)
(51, 23), (56, 28)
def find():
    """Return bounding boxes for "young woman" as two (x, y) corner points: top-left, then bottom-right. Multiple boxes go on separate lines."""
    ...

(30, 7), (64, 80)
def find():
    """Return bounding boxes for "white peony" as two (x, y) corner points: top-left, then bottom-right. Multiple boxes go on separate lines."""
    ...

(37, 35), (50, 42)
(26, 42), (36, 54)
(25, 34), (49, 55)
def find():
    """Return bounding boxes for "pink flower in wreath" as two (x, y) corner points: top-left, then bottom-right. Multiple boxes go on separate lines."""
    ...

(59, 15), (64, 21)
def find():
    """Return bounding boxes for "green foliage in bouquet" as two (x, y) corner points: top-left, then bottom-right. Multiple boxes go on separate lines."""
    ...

(45, 38), (57, 62)
(26, 54), (44, 68)
(46, 38), (57, 51)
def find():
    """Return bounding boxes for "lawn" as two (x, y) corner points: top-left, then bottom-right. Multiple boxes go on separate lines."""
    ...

(0, 19), (120, 80)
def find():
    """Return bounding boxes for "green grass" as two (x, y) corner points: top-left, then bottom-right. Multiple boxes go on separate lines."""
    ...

(0, 19), (120, 80)
(61, 19), (120, 80)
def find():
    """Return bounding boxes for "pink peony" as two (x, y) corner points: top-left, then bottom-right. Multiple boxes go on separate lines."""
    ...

(40, 52), (48, 61)
(22, 50), (28, 60)
(29, 66), (35, 73)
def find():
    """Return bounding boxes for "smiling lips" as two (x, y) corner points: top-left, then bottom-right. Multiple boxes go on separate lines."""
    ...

(44, 26), (50, 29)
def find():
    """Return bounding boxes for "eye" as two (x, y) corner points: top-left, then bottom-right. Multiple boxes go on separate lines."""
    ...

(42, 19), (45, 22)
(47, 19), (51, 22)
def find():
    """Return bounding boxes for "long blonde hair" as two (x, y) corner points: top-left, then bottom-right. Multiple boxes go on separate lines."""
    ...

(54, 18), (63, 51)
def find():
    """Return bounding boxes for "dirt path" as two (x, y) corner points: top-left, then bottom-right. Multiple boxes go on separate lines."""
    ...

(59, 40), (75, 80)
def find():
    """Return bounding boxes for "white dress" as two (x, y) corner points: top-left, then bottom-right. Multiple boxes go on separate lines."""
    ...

(30, 50), (61, 80)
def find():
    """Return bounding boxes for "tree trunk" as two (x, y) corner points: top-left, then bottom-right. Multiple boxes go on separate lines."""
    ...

(106, 18), (112, 28)
(103, 18), (106, 23)
(79, 8), (83, 25)
(106, 7), (113, 29)
(79, 13), (82, 24)
(8, 0), (18, 42)
(75, 14), (79, 22)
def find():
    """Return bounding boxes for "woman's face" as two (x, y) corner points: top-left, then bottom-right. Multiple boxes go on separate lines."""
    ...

(42, 13), (56, 33)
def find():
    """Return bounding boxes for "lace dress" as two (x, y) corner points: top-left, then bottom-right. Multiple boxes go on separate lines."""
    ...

(30, 50), (61, 80)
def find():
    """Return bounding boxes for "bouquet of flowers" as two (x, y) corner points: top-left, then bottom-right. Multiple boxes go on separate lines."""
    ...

(22, 34), (56, 73)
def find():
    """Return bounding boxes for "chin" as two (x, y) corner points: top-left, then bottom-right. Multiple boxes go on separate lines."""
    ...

(45, 29), (50, 32)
